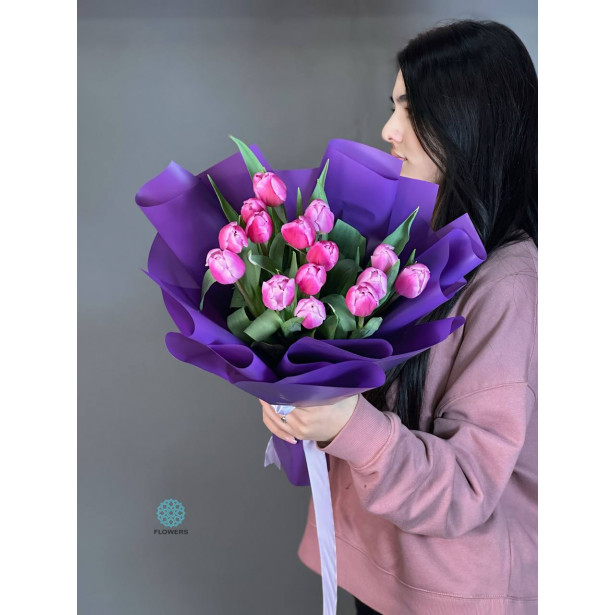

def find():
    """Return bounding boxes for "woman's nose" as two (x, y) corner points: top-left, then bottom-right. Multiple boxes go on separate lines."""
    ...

(381, 118), (402, 144)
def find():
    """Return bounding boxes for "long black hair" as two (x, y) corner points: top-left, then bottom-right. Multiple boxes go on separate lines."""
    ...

(363, 19), (538, 429)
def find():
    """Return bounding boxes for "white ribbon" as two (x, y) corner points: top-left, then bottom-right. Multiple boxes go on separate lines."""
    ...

(264, 404), (338, 615)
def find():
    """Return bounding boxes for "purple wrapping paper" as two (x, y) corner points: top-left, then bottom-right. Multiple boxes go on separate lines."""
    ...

(136, 139), (486, 486)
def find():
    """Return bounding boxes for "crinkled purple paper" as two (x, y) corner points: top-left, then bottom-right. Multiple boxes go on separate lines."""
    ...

(136, 139), (486, 485)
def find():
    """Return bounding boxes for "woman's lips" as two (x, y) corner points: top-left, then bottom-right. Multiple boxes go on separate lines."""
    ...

(391, 149), (407, 161)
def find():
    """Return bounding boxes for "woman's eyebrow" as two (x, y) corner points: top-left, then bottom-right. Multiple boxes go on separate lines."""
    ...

(389, 94), (408, 104)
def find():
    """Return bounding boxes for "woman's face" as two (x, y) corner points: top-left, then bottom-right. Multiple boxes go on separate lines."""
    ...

(382, 70), (442, 184)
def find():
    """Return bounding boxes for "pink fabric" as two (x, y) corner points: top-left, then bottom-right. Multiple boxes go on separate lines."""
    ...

(297, 238), (538, 614)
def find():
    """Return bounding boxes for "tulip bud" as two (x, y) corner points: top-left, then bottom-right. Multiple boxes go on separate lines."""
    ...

(241, 197), (267, 223)
(281, 216), (317, 250)
(294, 297), (327, 330)
(205, 248), (246, 284)
(295, 263), (326, 295)
(218, 221), (248, 254)
(261, 274), (295, 311)
(370, 243), (399, 273)
(345, 283), (378, 317)
(245, 211), (273, 244)
(394, 263), (430, 298)
(306, 240), (339, 271)
(356, 267), (388, 300)
(252, 171), (287, 206)
(304, 199), (335, 233)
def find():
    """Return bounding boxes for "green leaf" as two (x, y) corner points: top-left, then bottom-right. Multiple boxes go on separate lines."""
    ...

(381, 207), (419, 255)
(385, 260), (401, 295)
(287, 251), (298, 279)
(404, 248), (416, 267)
(370, 260), (403, 318)
(310, 158), (330, 203)
(371, 260), (401, 318)
(296, 187), (303, 219)
(199, 269), (216, 311)
(268, 205), (287, 237)
(269, 233), (286, 267)
(282, 277), (304, 321)
(242, 244), (262, 290)
(271, 208), (282, 236)
(355, 245), (361, 268)
(248, 252), (280, 275)
(334, 322), (347, 339)
(358, 235), (366, 263)
(320, 294), (357, 332)
(328, 218), (367, 262)
(271, 205), (287, 226)
(320, 258), (358, 298)
(318, 313), (338, 339)
(238, 245), (265, 316)
(230, 286), (247, 308)
(226, 308), (252, 343)
(349, 317), (383, 339)
(281, 316), (305, 337)
(229, 135), (267, 178)
(207, 174), (240, 224)
(244, 309), (283, 342)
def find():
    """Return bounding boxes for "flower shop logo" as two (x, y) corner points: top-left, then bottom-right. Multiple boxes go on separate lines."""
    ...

(154, 498), (189, 535)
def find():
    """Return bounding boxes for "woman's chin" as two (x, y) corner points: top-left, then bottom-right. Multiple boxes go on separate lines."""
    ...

(400, 164), (440, 184)
(399, 164), (421, 180)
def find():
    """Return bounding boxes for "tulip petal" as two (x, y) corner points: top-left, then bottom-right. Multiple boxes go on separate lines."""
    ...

(378, 226), (485, 335)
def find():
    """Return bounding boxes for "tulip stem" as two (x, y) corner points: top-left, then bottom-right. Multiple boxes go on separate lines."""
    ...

(357, 316), (364, 329)
(258, 242), (269, 257)
(235, 280), (260, 318)
(372, 291), (399, 317)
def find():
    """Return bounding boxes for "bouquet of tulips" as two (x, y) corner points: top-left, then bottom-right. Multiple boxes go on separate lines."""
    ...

(136, 136), (485, 615)
(136, 135), (486, 480)
(202, 137), (432, 352)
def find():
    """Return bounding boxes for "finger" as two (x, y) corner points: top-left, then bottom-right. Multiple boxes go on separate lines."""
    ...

(259, 399), (301, 440)
(260, 399), (297, 427)
(262, 411), (298, 444)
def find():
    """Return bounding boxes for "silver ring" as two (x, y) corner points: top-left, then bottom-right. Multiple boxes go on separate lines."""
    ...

(281, 415), (287, 424)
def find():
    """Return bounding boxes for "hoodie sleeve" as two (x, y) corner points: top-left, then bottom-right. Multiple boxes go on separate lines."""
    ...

(317, 267), (537, 539)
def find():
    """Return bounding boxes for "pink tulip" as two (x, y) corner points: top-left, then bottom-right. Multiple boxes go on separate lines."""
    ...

(281, 216), (316, 250)
(241, 197), (267, 223)
(306, 240), (339, 271)
(370, 243), (399, 273)
(295, 263), (326, 295)
(304, 199), (335, 233)
(218, 221), (248, 254)
(261, 274), (295, 311)
(294, 297), (327, 330)
(356, 267), (388, 300)
(394, 263), (431, 298)
(245, 210), (273, 244)
(205, 248), (246, 284)
(345, 283), (378, 317)
(252, 171), (287, 206)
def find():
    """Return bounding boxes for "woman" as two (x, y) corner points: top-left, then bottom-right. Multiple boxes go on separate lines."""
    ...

(261, 19), (537, 615)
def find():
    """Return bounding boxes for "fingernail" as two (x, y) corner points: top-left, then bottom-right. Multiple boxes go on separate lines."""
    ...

(286, 436), (297, 444)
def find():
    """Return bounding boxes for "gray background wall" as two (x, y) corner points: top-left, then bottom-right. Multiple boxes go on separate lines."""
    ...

(78, 1), (537, 613)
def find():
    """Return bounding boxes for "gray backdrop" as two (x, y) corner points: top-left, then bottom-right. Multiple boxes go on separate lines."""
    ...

(78, 1), (537, 613)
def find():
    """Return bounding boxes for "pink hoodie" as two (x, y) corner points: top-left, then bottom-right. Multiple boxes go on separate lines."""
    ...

(297, 237), (538, 614)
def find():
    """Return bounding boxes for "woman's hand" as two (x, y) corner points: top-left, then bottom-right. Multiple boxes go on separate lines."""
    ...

(260, 395), (359, 447)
